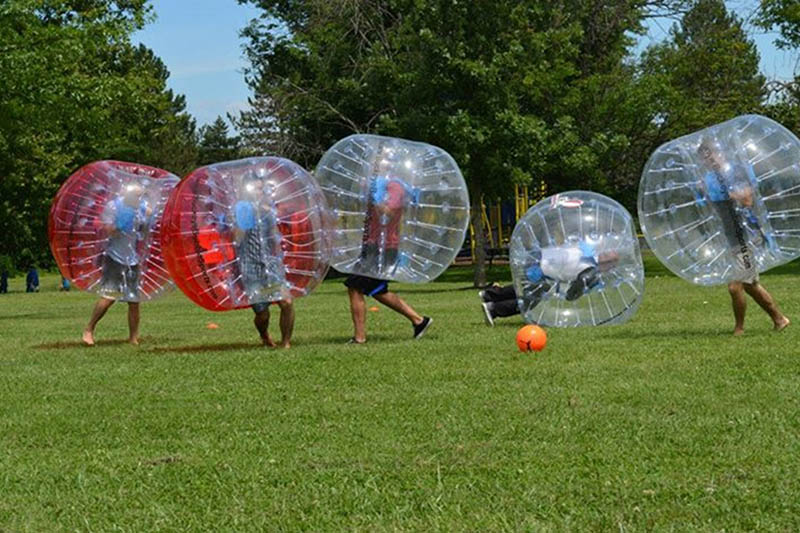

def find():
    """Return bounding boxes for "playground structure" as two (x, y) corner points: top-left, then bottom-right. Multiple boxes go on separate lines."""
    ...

(466, 180), (548, 263)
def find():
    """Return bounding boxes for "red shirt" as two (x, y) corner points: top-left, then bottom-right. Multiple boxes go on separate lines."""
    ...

(366, 180), (406, 248)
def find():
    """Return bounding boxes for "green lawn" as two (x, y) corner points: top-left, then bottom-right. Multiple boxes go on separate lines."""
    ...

(2, 258), (800, 531)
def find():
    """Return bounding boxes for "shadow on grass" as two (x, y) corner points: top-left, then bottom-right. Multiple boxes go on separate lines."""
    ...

(597, 329), (725, 340)
(590, 326), (785, 340)
(147, 342), (264, 354)
(398, 285), (478, 294)
(35, 339), (131, 349)
(763, 261), (800, 276)
(295, 333), (408, 347)
(1, 313), (63, 321)
(145, 333), (408, 352)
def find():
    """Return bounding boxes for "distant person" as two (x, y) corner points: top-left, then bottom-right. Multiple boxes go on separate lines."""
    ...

(26, 266), (39, 292)
(0, 269), (8, 294)
(60, 276), (70, 291)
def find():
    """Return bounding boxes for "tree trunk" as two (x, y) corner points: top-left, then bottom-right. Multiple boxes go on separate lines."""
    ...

(470, 190), (487, 287)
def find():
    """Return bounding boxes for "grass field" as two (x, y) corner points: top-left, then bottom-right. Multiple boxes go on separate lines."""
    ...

(2, 257), (800, 531)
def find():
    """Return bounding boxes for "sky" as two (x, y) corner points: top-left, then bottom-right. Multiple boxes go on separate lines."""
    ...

(132, 1), (262, 128)
(133, 1), (798, 131)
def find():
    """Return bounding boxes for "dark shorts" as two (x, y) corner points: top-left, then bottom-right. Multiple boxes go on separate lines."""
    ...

(251, 302), (270, 314)
(344, 275), (390, 297)
(100, 256), (140, 302)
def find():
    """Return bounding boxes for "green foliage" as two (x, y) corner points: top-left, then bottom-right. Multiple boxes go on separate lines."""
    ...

(627, 0), (767, 212)
(0, 1), (197, 269)
(236, 0), (668, 195)
(756, 0), (800, 129)
(234, 0), (695, 284)
(198, 116), (242, 166)
(0, 254), (15, 276)
(640, 0), (764, 140)
(757, 0), (800, 49)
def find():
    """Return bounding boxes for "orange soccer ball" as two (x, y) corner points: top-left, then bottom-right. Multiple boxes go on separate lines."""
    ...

(516, 325), (547, 352)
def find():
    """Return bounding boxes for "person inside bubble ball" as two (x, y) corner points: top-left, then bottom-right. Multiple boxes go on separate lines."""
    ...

(343, 149), (431, 344)
(695, 137), (776, 252)
(232, 172), (295, 348)
(356, 155), (420, 274)
(695, 137), (789, 335)
(526, 241), (619, 300)
(478, 240), (620, 326)
(83, 181), (152, 346)
(477, 283), (520, 326)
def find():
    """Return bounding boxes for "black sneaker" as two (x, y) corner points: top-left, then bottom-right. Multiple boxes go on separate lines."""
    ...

(413, 316), (432, 339)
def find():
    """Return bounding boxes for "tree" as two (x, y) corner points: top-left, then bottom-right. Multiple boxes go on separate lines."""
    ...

(755, 0), (800, 130)
(757, 0), (800, 49)
(640, 0), (765, 142)
(236, 0), (686, 285)
(198, 117), (241, 166)
(0, 1), (197, 268)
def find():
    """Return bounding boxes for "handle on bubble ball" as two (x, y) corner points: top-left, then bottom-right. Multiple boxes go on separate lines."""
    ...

(372, 176), (388, 205)
(526, 265), (543, 282)
(114, 199), (137, 233)
(578, 240), (596, 262)
(234, 200), (256, 231)
(372, 176), (420, 206)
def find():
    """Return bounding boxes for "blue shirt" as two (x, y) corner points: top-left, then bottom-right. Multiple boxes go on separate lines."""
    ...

(700, 162), (757, 204)
(101, 198), (151, 266)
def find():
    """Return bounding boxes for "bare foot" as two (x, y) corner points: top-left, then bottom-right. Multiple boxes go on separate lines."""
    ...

(261, 336), (277, 347)
(733, 328), (744, 337)
(82, 330), (95, 346)
(279, 341), (291, 349)
(128, 337), (140, 346)
(774, 316), (790, 332)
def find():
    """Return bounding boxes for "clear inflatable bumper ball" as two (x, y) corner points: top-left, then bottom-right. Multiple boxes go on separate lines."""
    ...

(639, 114), (800, 285)
(315, 134), (470, 282)
(48, 161), (179, 302)
(510, 191), (644, 327)
(161, 157), (332, 311)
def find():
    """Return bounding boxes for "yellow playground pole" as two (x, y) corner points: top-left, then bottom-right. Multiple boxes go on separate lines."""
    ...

(493, 203), (502, 244)
(470, 195), (496, 261)
(482, 198), (494, 249)
(515, 180), (547, 221)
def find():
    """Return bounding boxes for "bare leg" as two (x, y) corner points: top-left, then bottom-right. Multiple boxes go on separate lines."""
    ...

(254, 308), (276, 347)
(127, 302), (140, 345)
(728, 282), (746, 336)
(83, 297), (115, 346)
(743, 282), (790, 331)
(348, 287), (367, 343)
(374, 291), (423, 326)
(277, 299), (294, 348)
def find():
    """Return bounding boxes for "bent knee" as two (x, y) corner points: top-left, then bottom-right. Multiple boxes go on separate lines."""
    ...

(728, 281), (744, 294)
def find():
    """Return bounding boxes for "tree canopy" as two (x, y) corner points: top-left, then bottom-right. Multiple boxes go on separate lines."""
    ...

(0, 0), (197, 269)
(3, 0), (800, 283)
(235, 0), (780, 284)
